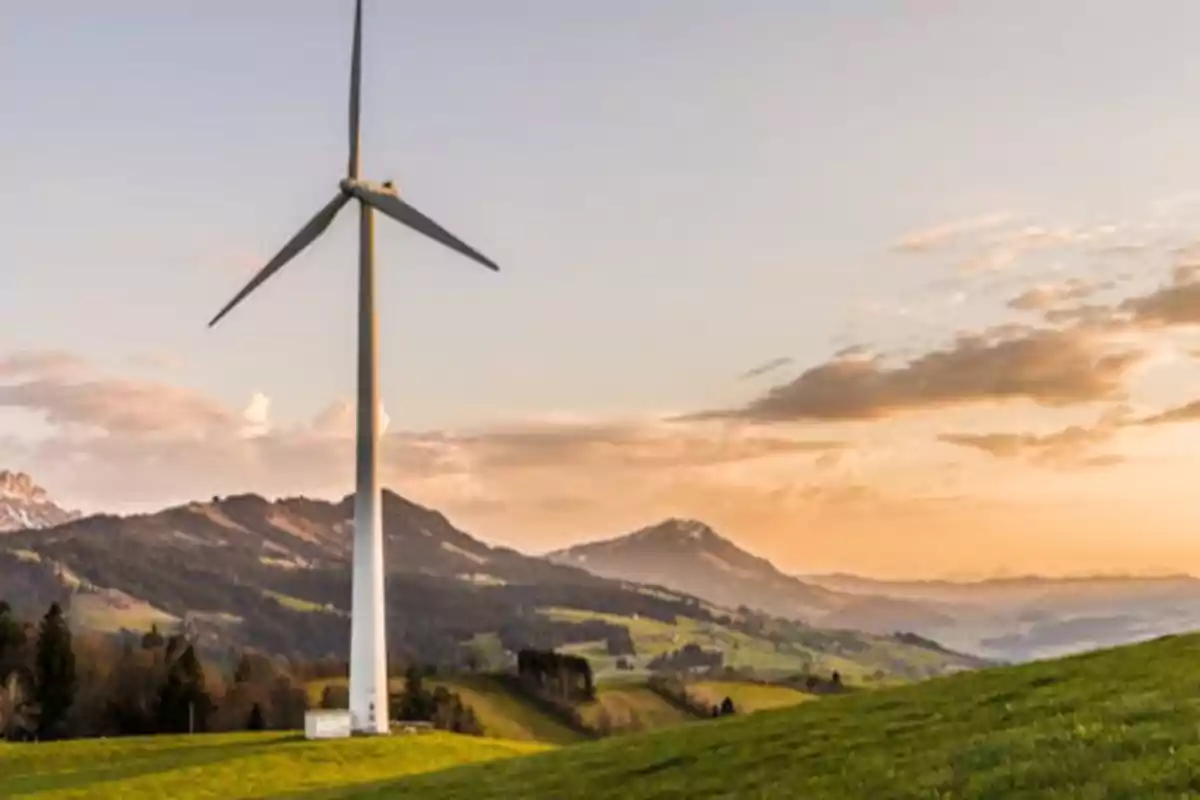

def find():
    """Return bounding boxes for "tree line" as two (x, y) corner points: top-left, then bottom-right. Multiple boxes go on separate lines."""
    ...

(0, 601), (481, 742)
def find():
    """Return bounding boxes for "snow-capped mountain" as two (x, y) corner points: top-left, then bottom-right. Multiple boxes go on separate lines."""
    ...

(0, 470), (80, 532)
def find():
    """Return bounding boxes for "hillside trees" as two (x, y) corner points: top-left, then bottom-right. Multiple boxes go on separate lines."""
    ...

(647, 643), (723, 673)
(517, 649), (595, 702)
(156, 640), (211, 733)
(34, 602), (76, 739)
(0, 600), (312, 741)
(388, 665), (482, 735)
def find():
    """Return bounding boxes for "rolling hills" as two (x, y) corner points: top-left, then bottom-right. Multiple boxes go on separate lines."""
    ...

(553, 518), (1200, 662)
(0, 480), (982, 683)
(10, 632), (1200, 798)
(353, 631), (1200, 798)
(802, 572), (1200, 661)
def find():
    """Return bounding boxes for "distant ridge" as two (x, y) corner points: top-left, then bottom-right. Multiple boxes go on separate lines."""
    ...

(549, 518), (950, 633)
(555, 519), (1200, 663)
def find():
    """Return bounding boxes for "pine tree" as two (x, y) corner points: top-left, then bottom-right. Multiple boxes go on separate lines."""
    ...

(247, 702), (266, 731)
(34, 603), (76, 740)
(156, 643), (210, 733)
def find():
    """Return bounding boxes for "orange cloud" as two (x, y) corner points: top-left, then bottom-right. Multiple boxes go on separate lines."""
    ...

(718, 326), (1140, 423)
(938, 407), (1130, 468)
(1007, 278), (1105, 312)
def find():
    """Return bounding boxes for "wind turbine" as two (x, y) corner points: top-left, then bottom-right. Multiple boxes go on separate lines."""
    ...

(207, 0), (499, 735)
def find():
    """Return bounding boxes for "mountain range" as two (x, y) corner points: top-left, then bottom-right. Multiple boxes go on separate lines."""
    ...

(5, 470), (1196, 667)
(551, 519), (1200, 661)
(0, 472), (983, 682)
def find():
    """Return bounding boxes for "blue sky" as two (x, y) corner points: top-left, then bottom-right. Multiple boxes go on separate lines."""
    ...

(9, 0), (1200, 428)
(10, 2), (1200, 574)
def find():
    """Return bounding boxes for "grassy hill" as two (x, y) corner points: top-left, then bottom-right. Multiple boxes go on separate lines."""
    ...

(11, 632), (1200, 797)
(356, 632), (1200, 798)
(306, 675), (585, 745)
(542, 606), (966, 682)
(687, 680), (813, 713)
(578, 684), (697, 733)
(0, 731), (546, 799)
(307, 673), (808, 741)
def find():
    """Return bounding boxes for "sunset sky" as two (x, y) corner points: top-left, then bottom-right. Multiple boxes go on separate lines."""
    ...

(8, 2), (1200, 578)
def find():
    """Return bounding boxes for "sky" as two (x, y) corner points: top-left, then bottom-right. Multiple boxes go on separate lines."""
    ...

(9, 1), (1200, 578)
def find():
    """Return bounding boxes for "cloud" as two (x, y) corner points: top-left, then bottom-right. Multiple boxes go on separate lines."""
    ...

(0, 350), (849, 528)
(241, 392), (271, 437)
(0, 350), (90, 379)
(0, 376), (239, 437)
(310, 397), (392, 439)
(1007, 278), (1104, 312)
(1121, 279), (1200, 328)
(739, 356), (793, 380)
(890, 213), (1013, 253)
(714, 326), (1141, 423)
(939, 406), (1131, 469)
(1130, 400), (1200, 427)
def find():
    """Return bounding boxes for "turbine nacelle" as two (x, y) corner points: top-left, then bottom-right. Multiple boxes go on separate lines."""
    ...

(339, 178), (400, 198)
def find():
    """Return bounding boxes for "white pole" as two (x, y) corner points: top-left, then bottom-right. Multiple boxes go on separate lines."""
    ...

(348, 198), (389, 735)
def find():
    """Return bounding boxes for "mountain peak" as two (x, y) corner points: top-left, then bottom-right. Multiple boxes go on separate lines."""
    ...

(550, 517), (850, 624)
(0, 470), (80, 532)
(636, 517), (721, 544)
(0, 470), (45, 502)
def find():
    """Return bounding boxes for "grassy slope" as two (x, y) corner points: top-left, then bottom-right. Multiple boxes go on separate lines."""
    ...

(687, 680), (813, 713)
(307, 675), (585, 744)
(541, 607), (959, 682)
(433, 676), (586, 745)
(577, 685), (697, 733)
(347, 633), (1200, 799)
(0, 731), (546, 800)
(310, 674), (796, 742)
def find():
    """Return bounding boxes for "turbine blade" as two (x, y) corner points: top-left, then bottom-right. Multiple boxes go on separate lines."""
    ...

(348, 0), (363, 178)
(208, 193), (351, 328)
(353, 184), (499, 272)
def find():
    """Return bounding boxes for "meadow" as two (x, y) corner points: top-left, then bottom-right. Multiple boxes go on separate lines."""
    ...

(358, 632), (1200, 799)
(0, 731), (545, 799)
(13, 633), (1200, 798)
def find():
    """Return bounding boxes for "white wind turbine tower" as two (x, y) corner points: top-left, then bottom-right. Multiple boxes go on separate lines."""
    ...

(207, 0), (499, 734)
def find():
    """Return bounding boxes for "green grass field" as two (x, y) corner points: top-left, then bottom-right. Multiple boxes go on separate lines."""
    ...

(39, 633), (1200, 798)
(346, 632), (1200, 798)
(431, 676), (585, 744)
(577, 685), (697, 734)
(687, 680), (813, 713)
(0, 731), (546, 799)
(308, 674), (802, 742)
(539, 606), (953, 683)
(306, 675), (585, 744)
